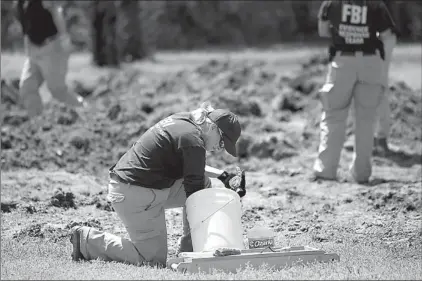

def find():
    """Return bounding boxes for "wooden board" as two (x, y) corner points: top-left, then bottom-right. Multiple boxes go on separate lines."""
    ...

(167, 246), (340, 274)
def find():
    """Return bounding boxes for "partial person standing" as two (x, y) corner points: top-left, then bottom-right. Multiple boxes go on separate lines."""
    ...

(374, 0), (400, 153)
(15, 0), (87, 117)
(314, 0), (397, 183)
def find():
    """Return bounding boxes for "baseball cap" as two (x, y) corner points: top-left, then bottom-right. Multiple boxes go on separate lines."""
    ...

(208, 109), (241, 157)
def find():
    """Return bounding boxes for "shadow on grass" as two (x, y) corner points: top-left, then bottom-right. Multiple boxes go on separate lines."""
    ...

(374, 149), (422, 168)
(367, 177), (420, 186)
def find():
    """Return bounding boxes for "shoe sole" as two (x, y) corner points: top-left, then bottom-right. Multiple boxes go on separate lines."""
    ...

(70, 227), (84, 261)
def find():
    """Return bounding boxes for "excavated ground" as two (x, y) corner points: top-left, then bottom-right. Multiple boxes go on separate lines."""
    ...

(1, 51), (421, 262)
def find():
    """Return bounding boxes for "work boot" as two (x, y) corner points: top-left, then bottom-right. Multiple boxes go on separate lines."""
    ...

(375, 137), (389, 151)
(1, 79), (20, 105)
(69, 226), (85, 261)
(177, 233), (193, 254)
(374, 137), (390, 156)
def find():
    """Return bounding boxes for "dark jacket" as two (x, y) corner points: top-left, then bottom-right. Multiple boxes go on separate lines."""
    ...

(112, 112), (208, 198)
(319, 0), (396, 60)
(16, 0), (58, 46)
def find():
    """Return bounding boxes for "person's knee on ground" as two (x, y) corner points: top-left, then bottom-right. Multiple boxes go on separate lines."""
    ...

(71, 224), (167, 267)
(76, 181), (170, 266)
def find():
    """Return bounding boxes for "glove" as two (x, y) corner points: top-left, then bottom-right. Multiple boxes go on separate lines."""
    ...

(217, 167), (246, 198)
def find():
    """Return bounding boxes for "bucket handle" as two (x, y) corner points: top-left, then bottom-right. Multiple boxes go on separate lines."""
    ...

(188, 198), (235, 236)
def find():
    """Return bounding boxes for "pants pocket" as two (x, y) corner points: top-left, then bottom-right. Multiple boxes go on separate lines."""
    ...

(325, 62), (338, 84)
(108, 182), (160, 212)
(107, 192), (125, 203)
(319, 83), (335, 111)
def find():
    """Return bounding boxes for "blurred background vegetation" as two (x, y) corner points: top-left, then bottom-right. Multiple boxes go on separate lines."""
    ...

(2, 0), (421, 66)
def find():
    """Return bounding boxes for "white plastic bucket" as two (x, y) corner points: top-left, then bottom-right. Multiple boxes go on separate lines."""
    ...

(185, 187), (245, 252)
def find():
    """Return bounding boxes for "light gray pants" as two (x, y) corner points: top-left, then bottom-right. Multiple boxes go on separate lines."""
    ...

(314, 51), (384, 182)
(376, 34), (397, 139)
(19, 35), (83, 117)
(77, 176), (212, 267)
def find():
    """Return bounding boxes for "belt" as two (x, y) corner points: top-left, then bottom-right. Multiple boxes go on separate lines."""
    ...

(337, 50), (377, 56)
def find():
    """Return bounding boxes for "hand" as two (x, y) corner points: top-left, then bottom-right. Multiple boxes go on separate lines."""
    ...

(235, 169), (246, 198)
(217, 167), (246, 198)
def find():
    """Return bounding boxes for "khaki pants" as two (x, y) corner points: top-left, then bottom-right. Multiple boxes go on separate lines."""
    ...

(376, 34), (397, 139)
(77, 176), (212, 267)
(19, 35), (82, 117)
(314, 51), (384, 182)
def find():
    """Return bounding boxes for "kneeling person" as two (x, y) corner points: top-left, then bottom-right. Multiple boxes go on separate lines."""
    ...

(69, 103), (246, 267)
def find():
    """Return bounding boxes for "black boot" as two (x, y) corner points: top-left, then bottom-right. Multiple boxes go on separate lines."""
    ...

(177, 233), (193, 253)
(374, 137), (390, 155)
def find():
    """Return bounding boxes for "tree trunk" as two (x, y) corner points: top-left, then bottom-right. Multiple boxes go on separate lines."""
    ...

(92, 0), (119, 67)
(118, 0), (147, 62)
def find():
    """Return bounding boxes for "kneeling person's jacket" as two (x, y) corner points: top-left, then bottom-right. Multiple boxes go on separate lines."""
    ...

(112, 112), (206, 198)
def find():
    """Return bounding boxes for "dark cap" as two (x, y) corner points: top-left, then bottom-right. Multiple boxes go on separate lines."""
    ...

(208, 109), (241, 157)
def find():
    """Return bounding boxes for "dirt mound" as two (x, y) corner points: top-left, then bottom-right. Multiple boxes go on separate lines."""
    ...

(11, 219), (103, 242)
(66, 218), (103, 230)
(1, 201), (18, 213)
(12, 223), (68, 242)
(388, 82), (422, 141)
(50, 188), (76, 209)
(0, 200), (38, 214)
(79, 195), (114, 212)
(1, 56), (420, 177)
(361, 181), (422, 212)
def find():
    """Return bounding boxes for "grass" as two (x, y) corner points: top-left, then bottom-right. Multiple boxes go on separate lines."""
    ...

(1, 168), (421, 280)
(1, 237), (420, 280)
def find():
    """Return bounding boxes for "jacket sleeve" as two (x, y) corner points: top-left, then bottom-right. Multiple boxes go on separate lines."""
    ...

(181, 146), (206, 198)
(381, 0), (400, 36)
(317, 0), (331, 21)
(376, 1), (397, 34)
